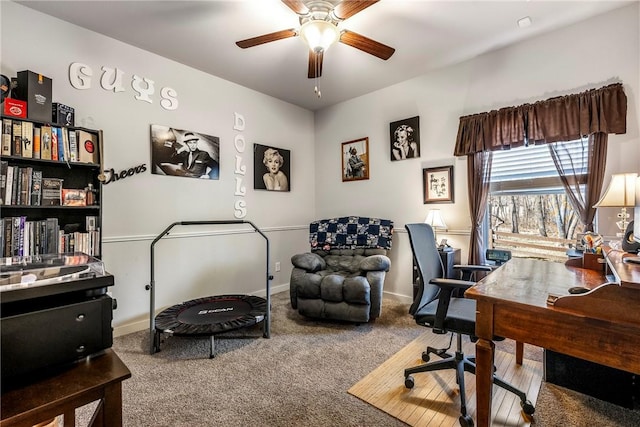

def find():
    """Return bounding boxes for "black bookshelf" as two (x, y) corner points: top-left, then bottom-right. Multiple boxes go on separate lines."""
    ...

(1, 116), (103, 257)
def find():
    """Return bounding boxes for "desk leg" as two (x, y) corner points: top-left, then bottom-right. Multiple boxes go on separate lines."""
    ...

(475, 338), (494, 427)
(516, 341), (524, 365)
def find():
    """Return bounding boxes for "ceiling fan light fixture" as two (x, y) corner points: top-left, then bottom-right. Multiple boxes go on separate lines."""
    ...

(300, 20), (340, 52)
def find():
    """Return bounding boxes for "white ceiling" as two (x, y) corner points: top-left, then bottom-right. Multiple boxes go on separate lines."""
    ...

(16, 0), (634, 111)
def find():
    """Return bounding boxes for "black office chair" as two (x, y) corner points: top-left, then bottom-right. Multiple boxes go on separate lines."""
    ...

(404, 223), (534, 427)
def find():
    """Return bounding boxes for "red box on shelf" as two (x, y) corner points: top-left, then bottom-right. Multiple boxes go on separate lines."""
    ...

(3, 98), (27, 118)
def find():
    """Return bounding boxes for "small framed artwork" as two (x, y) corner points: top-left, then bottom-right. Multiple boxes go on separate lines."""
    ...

(390, 116), (420, 161)
(423, 165), (454, 203)
(253, 143), (291, 192)
(342, 137), (369, 182)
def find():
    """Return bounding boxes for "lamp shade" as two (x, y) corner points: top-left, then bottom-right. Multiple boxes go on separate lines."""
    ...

(593, 173), (638, 208)
(424, 209), (448, 230)
(300, 20), (339, 52)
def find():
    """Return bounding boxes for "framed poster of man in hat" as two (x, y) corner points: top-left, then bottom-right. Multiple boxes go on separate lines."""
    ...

(150, 124), (220, 180)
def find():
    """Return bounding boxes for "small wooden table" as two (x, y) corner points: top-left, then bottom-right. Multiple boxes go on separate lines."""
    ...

(465, 247), (640, 427)
(1, 349), (131, 427)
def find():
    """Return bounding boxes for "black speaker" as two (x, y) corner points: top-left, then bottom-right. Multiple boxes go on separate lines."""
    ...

(622, 221), (640, 253)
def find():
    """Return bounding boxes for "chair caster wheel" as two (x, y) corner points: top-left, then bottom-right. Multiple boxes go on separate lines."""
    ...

(521, 400), (535, 415)
(404, 375), (415, 389)
(422, 351), (431, 362)
(458, 414), (474, 427)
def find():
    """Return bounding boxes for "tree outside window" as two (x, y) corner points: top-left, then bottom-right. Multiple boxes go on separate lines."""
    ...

(488, 142), (586, 261)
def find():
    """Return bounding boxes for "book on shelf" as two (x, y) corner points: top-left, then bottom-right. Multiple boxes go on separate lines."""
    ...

(38, 220), (48, 254)
(30, 169), (42, 205)
(41, 177), (63, 206)
(55, 127), (65, 161)
(62, 127), (70, 162)
(40, 125), (52, 160)
(33, 127), (41, 159)
(86, 215), (98, 231)
(34, 220), (42, 255)
(21, 121), (33, 158)
(68, 129), (78, 162)
(2, 217), (11, 257)
(1, 118), (11, 156)
(51, 126), (59, 161)
(12, 120), (21, 157)
(46, 217), (59, 254)
(19, 166), (32, 205)
(23, 220), (31, 256)
(0, 160), (7, 205)
(10, 165), (18, 205)
(17, 216), (25, 256)
(5, 165), (15, 205)
(14, 167), (22, 205)
(77, 130), (98, 164)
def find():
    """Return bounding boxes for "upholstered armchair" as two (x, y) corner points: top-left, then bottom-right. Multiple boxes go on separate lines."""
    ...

(290, 216), (393, 323)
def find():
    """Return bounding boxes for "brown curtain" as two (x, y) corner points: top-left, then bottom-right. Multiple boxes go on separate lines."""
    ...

(455, 105), (529, 155)
(467, 150), (493, 265)
(528, 85), (627, 143)
(548, 133), (608, 232)
(455, 83), (626, 156)
(455, 82), (625, 258)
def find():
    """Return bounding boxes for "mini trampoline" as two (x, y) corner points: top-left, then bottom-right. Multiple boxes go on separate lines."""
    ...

(147, 220), (271, 358)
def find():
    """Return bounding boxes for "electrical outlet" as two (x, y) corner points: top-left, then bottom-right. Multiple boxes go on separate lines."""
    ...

(275, 262), (281, 272)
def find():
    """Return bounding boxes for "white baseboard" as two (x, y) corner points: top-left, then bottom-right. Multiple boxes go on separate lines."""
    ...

(383, 291), (413, 304)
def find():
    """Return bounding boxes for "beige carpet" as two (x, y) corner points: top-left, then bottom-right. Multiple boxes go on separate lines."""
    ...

(349, 332), (543, 427)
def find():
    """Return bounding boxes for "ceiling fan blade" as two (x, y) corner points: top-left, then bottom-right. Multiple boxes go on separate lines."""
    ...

(281, 0), (309, 15)
(339, 30), (395, 60)
(308, 50), (324, 78)
(333, 0), (379, 20)
(236, 29), (297, 49)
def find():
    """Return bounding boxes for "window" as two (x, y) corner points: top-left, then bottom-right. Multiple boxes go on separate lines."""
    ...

(488, 140), (587, 261)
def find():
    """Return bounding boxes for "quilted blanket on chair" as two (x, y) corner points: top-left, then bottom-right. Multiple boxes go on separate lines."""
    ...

(309, 216), (393, 251)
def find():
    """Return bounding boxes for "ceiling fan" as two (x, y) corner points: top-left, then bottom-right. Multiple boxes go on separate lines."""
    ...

(235, 0), (395, 83)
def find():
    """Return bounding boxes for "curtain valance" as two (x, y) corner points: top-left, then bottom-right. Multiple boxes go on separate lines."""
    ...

(454, 83), (627, 156)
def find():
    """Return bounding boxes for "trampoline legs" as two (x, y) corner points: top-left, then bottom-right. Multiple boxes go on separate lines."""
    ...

(152, 330), (162, 354)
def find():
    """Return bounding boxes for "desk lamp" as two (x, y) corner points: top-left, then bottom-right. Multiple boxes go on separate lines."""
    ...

(425, 209), (448, 245)
(593, 173), (637, 237)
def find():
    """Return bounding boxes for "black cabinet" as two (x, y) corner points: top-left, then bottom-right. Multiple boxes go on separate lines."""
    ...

(1, 116), (103, 257)
(412, 248), (461, 299)
(0, 254), (114, 389)
(544, 349), (639, 409)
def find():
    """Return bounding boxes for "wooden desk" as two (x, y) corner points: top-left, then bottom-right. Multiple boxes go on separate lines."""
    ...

(465, 248), (640, 427)
(1, 349), (131, 427)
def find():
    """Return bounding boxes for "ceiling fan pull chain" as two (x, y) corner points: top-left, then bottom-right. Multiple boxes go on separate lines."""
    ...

(315, 53), (321, 98)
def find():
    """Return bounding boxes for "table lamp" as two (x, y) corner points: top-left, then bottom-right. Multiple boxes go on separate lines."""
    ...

(593, 172), (637, 237)
(424, 209), (448, 244)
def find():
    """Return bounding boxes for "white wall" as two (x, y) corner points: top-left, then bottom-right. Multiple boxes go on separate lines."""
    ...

(1, 2), (315, 334)
(2, 2), (638, 332)
(314, 3), (640, 299)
